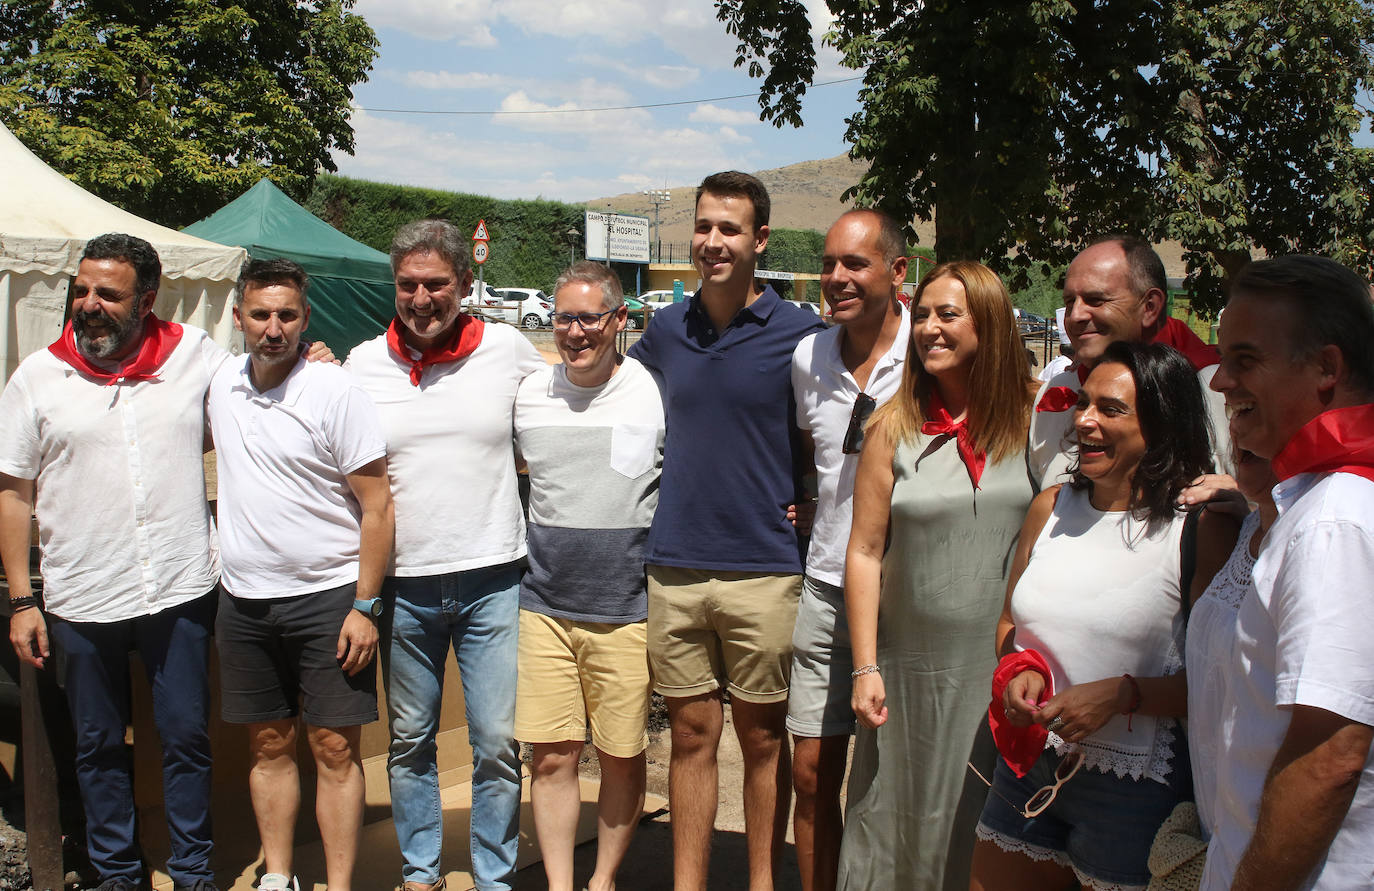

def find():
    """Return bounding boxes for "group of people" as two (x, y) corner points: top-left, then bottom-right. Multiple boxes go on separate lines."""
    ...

(1, 167), (1371, 891)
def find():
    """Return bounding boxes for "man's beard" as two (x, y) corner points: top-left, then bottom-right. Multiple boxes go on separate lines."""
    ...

(249, 337), (298, 367)
(73, 309), (143, 360)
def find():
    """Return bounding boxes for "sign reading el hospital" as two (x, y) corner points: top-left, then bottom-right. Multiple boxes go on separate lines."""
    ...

(584, 211), (650, 264)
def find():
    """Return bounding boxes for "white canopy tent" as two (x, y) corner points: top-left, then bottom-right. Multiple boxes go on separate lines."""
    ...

(0, 121), (246, 384)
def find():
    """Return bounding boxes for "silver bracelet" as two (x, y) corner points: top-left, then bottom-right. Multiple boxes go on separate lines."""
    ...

(850, 664), (880, 678)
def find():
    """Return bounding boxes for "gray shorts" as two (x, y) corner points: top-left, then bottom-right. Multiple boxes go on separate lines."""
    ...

(785, 575), (855, 737)
(216, 582), (378, 728)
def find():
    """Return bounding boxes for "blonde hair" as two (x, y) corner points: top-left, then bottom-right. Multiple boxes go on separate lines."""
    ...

(870, 261), (1035, 463)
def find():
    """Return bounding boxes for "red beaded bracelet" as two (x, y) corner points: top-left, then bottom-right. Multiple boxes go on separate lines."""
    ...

(1122, 673), (1143, 731)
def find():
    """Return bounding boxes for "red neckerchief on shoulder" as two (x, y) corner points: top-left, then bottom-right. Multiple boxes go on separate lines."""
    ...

(1152, 317), (1219, 372)
(921, 389), (986, 489)
(1272, 404), (1374, 484)
(385, 314), (484, 386)
(47, 315), (183, 385)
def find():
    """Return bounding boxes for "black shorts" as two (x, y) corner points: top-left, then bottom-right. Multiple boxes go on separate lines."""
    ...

(215, 582), (378, 727)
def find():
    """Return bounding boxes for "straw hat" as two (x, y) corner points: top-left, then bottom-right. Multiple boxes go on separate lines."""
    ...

(1147, 801), (1208, 891)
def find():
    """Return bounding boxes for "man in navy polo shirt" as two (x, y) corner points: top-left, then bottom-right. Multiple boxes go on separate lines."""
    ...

(628, 170), (824, 890)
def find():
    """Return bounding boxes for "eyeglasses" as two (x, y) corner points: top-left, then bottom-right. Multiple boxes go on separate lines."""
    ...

(842, 393), (878, 454)
(553, 309), (617, 331)
(966, 749), (1083, 819)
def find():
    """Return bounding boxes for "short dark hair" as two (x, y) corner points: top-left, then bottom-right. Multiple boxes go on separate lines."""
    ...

(696, 171), (770, 231)
(1070, 340), (1214, 525)
(1090, 235), (1167, 299)
(236, 257), (310, 309)
(1231, 255), (1374, 394)
(390, 219), (471, 280)
(839, 208), (907, 266)
(554, 260), (624, 311)
(81, 233), (161, 297)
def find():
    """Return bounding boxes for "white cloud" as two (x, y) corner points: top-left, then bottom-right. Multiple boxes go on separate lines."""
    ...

(689, 104), (760, 127)
(399, 70), (515, 91)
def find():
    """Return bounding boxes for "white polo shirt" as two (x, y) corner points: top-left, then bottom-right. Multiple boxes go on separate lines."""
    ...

(791, 307), (908, 586)
(207, 354), (387, 600)
(0, 327), (225, 623)
(345, 322), (544, 576)
(1202, 470), (1374, 890)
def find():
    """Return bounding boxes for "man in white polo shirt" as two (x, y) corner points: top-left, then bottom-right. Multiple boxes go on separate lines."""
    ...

(346, 219), (544, 891)
(1, 233), (224, 891)
(207, 258), (393, 891)
(787, 209), (909, 891)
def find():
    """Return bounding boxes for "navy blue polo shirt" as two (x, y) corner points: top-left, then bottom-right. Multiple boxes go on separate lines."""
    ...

(628, 285), (826, 572)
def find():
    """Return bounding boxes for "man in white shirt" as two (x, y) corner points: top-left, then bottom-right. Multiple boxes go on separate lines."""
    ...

(207, 258), (393, 891)
(1028, 236), (1230, 487)
(345, 220), (544, 891)
(786, 209), (908, 891)
(1203, 255), (1374, 891)
(1, 234), (223, 891)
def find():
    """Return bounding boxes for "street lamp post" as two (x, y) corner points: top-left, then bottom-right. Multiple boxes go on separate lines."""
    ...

(566, 227), (579, 266)
(643, 188), (671, 263)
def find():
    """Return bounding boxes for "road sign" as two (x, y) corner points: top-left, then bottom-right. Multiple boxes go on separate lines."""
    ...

(473, 241), (489, 265)
(583, 211), (650, 263)
(472, 219), (490, 241)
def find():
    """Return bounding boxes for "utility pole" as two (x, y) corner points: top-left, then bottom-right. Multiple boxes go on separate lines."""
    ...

(643, 188), (671, 263)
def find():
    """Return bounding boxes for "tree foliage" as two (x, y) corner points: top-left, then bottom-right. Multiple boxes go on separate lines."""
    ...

(0, 0), (377, 228)
(718, 0), (1374, 313)
(306, 174), (589, 295)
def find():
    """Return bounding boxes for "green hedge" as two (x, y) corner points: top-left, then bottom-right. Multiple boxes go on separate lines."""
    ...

(305, 175), (586, 293)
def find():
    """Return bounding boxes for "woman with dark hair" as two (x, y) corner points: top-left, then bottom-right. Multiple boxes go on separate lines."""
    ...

(970, 340), (1214, 891)
(839, 262), (1038, 890)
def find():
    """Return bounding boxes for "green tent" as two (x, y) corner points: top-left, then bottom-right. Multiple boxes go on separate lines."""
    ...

(184, 179), (393, 357)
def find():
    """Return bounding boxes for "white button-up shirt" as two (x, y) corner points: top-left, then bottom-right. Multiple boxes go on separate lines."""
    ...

(0, 328), (226, 622)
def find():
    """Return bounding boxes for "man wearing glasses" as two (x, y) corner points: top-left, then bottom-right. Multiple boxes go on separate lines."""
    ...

(512, 261), (663, 891)
(787, 209), (909, 891)
(345, 220), (544, 891)
(627, 171), (824, 890)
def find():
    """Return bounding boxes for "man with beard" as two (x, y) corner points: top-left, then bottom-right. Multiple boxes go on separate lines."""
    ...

(206, 258), (393, 891)
(0, 233), (226, 891)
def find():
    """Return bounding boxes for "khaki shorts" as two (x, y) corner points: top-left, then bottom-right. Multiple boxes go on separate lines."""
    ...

(646, 565), (803, 704)
(514, 609), (652, 758)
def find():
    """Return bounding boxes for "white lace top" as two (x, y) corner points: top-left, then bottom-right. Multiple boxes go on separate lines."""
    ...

(1186, 510), (1260, 841)
(1011, 486), (1187, 784)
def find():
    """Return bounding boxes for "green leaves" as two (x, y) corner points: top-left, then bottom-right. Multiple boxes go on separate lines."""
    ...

(0, 0), (378, 228)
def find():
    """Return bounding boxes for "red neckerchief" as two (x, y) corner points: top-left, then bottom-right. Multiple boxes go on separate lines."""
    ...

(1272, 404), (1374, 485)
(1152, 317), (1219, 372)
(1036, 386), (1079, 413)
(47, 315), (183, 385)
(921, 390), (986, 489)
(988, 650), (1054, 777)
(385, 314), (484, 386)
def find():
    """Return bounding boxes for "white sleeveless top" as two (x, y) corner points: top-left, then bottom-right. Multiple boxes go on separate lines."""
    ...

(1011, 485), (1187, 784)
(1186, 509), (1260, 840)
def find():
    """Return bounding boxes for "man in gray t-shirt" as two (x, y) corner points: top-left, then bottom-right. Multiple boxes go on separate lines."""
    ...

(512, 261), (664, 891)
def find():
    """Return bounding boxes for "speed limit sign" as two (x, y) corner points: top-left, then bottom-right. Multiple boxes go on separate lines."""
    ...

(473, 241), (489, 264)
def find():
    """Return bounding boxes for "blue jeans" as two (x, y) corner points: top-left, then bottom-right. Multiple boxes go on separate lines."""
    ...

(48, 593), (216, 888)
(382, 563), (522, 891)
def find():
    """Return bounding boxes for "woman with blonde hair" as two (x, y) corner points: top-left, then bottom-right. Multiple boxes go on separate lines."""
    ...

(838, 262), (1039, 890)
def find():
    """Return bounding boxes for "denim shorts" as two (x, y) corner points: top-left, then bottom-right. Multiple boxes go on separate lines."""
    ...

(976, 747), (1192, 890)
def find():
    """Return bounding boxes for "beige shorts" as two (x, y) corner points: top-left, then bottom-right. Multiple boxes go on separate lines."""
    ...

(646, 565), (803, 704)
(514, 609), (652, 758)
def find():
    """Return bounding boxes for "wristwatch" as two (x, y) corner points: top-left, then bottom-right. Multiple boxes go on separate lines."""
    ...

(352, 597), (383, 619)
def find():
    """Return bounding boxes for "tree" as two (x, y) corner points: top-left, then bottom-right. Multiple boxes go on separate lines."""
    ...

(718, 0), (1374, 313)
(0, 0), (378, 228)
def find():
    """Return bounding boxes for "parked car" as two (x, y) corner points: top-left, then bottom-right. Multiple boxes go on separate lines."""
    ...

(623, 296), (653, 331)
(638, 289), (687, 311)
(493, 287), (554, 329)
(787, 299), (822, 316)
(1014, 308), (1052, 337)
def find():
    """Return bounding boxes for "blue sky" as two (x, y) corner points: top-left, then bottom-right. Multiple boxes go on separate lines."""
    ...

(333, 0), (862, 202)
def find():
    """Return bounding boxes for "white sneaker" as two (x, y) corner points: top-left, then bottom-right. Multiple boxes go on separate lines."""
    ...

(256, 875), (299, 891)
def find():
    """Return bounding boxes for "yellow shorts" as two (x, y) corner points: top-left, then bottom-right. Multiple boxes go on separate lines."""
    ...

(646, 565), (803, 704)
(514, 609), (652, 757)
